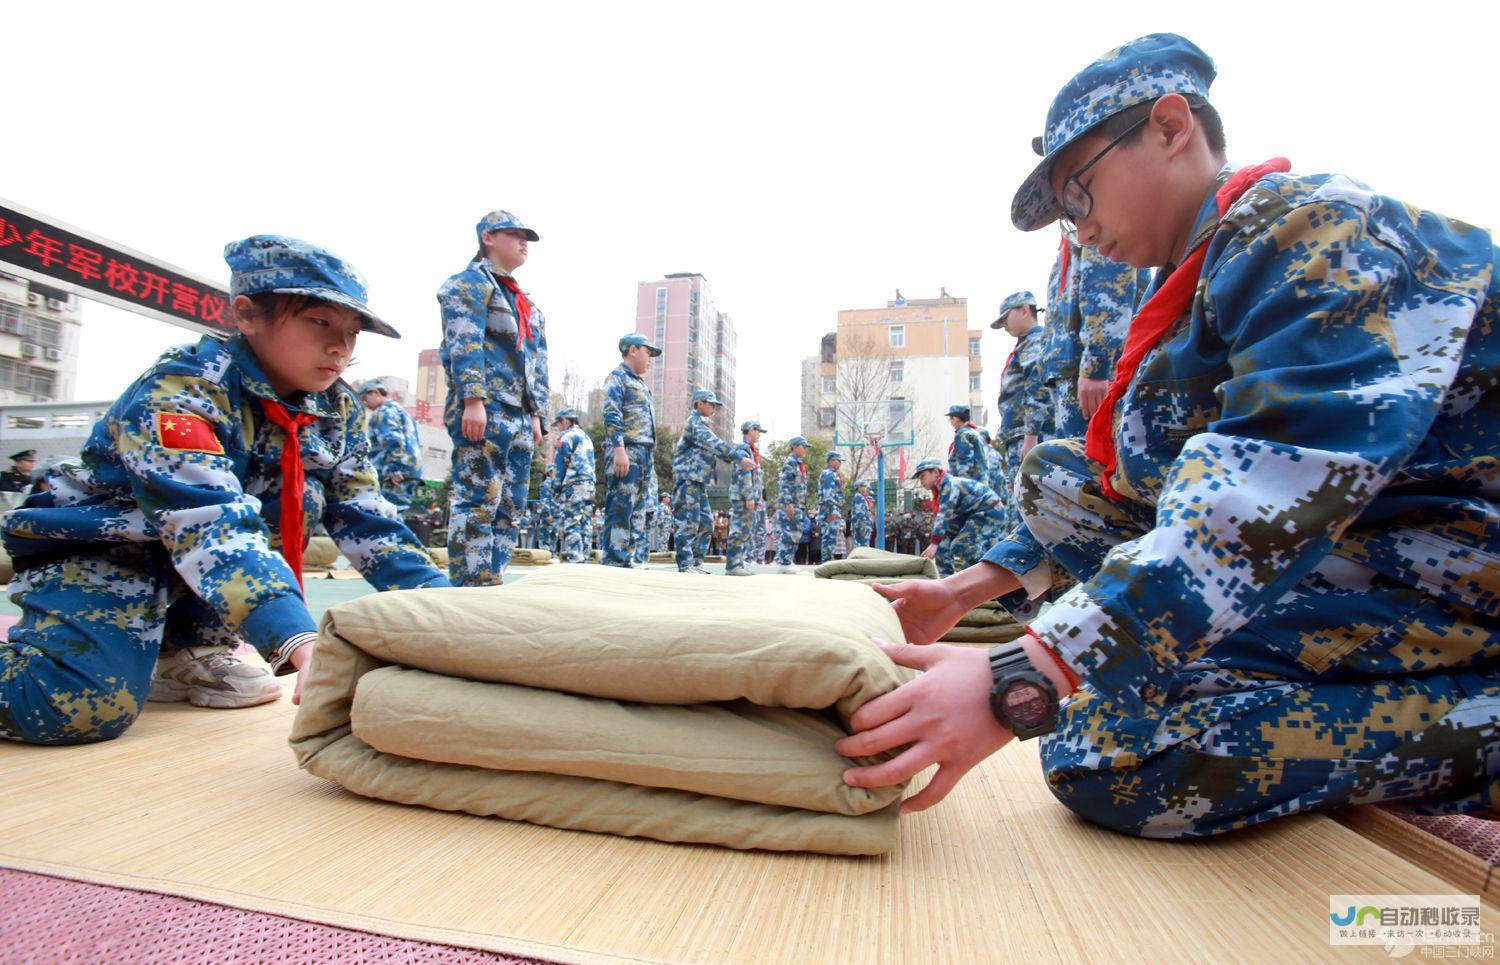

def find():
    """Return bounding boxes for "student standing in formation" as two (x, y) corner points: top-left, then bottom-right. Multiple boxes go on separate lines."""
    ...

(849, 480), (875, 550)
(602, 333), (660, 568)
(671, 390), (753, 574)
(652, 492), (673, 553)
(1039, 229), (1151, 439)
(991, 291), (1050, 527)
(849, 33), (1499, 837)
(725, 420), (765, 577)
(774, 436), (811, 573)
(550, 408), (595, 564)
(0, 236), (449, 742)
(533, 467), (558, 554)
(818, 451), (846, 563)
(438, 209), (548, 586)
(358, 380), (424, 510)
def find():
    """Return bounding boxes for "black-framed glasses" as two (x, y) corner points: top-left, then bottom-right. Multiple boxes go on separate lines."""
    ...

(1058, 115), (1149, 227)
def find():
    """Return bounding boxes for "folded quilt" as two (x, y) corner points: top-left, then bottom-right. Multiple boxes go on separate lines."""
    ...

(813, 547), (938, 582)
(508, 547), (553, 564)
(290, 566), (914, 855)
(303, 535), (340, 571)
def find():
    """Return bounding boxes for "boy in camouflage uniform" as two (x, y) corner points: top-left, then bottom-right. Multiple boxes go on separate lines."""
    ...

(550, 408), (595, 563)
(438, 209), (548, 586)
(358, 380), (424, 509)
(991, 291), (1051, 525)
(817, 451), (846, 564)
(652, 493), (673, 553)
(944, 405), (988, 481)
(601, 333), (659, 567)
(913, 459), (1006, 576)
(0, 236), (448, 744)
(1039, 232), (1151, 439)
(725, 420), (765, 576)
(533, 467), (558, 553)
(774, 436), (811, 572)
(844, 34), (1499, 837)
(671, 390), (753, 573)
(849, 480), (875, 550)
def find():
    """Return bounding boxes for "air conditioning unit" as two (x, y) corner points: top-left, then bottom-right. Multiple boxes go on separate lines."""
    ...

(26, 293), (38, 305)
(45, 298), (64, 310)
(19, 343), (38, 358)
(45, 348), (64, 361)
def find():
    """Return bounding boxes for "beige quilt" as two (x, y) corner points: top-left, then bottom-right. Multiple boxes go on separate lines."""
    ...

(290, 566), (915, 855)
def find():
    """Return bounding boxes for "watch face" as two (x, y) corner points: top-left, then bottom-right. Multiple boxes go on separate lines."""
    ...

(1001, 681), (1050, 728)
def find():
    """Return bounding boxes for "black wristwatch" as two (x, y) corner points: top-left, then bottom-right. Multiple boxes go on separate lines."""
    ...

(987, 643), (1059, 740)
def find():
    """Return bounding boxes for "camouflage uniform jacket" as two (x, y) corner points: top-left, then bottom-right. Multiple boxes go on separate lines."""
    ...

(997, 327), (1050, 441)
(367, 399), (423, 482)
(930, 474), (1003, 544)
(554, 425), (596, 493)
(1041, 239), (1153, 384)
(777, 454), (808, 509)
(818, 467), (844, 519)
(730, 440), (763, 503)
(437, 259), (549, 414)
(0, 336), (447, 660)
(948, 424), (988, 480)
(602, 362), (655, 448)
(988, 168), (1500, 718)
(670, 411), (738, 486)
(850, 491), (875, 529)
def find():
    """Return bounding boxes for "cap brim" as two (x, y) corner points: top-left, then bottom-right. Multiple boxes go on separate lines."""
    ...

(646, 345), (662, 357)
(270, 287), (401, 339)
(1010, 153), (1064, 232)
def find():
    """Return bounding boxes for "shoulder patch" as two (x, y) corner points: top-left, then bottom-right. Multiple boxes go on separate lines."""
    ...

(156, 412), (225, 455)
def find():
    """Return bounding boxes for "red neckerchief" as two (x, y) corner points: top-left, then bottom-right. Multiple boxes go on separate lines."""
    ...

(797, 458), (806, 480)
(257, 399), (317, 591)
(859, 492), (874, 515)
(745, 440), (760, 468)
(929, 469), (945, 514)
(1085, 159), (1292, 501)
(494, 273), (534, 344)
(1055, 233), (1072, 302)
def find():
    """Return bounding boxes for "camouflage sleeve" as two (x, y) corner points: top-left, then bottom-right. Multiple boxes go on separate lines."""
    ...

(1076, 247), (1144, 381)
(565, 434), (595, 484)
(818, 470), (838, 514)
(705, 422), (739, 463)
(437, 275), (489, 401)
(398, 409), (424, 476)
(777, 461), (799, 505)
(531, 305), (550, 415)
(323, 400), (450, 591)
(729, 444), (751, 499)
(112, 372), (317, 658)
(929, 484), (958, 544)
(603, 373), (626, 449)
(959, 430), (987, 479)
(1028, 199), (1472, 717)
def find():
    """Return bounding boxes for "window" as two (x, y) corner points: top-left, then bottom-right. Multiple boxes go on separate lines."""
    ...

(818, 407), (836, 428)
(969, 373), (981, 392)
(821, 376), (836, 395)
(889, 325), (905, 349)
(889, 360), (904, 383)
(969, 338), (981, 358)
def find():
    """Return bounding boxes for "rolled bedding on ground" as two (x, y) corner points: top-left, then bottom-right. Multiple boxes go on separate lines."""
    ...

(290, 565), (915, 855)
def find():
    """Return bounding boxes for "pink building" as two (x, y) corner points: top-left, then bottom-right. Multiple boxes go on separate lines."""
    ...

(634, 273), (737, 439)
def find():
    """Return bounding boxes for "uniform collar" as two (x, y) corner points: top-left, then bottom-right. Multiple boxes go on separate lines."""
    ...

(1181, 163), (1237, 260)
(226, 335), (339, 419)
(613, 361), (644, 383)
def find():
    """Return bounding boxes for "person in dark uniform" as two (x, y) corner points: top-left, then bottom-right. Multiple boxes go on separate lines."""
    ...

(0, 450), (37, 493)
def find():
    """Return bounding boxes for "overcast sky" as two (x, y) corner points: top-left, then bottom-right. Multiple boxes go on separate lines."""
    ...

(5, 1), (1496, 439)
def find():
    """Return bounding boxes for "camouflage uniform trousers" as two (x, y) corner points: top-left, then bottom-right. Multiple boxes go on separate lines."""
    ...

(1046, 375), (1089, 440)
(556, 484), (595, 563)
(774, 506), (806, 566)
(1018, 438), (1500, 839)
(630, 464), (655, 566)
(536, 516), (557, 554)
(995, 433), (1028, 537)
(603, 443), (651, 568)
(754, 507), (768, 563)
(938, 513), (1005, 577)
(446, 403), (534, 586)
(726, 499), (760, 571)
(0, 544), (249, 745)
(819, 512), (844, 564)
(852, 521), (873, 550)
(672, 479), (712, 571)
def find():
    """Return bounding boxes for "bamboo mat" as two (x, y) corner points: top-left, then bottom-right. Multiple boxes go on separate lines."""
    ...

(0, 681), (1490, 964)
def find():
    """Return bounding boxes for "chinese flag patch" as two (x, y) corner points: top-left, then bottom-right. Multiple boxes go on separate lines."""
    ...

(155, 412), (224, 455)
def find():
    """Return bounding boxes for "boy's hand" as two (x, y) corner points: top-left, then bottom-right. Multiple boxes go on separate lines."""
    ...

(613, 446), (630, 477)
(872, 577), (966, 644)
(837, 640), (1011, 813)
(1077, 376), (1110, 418)
(531, 415), (542, 445)
(289, 640), (316, 706)
(920, 543), (938, 560)
(739, 457), (755, 470)
(461, 398), (487, 442)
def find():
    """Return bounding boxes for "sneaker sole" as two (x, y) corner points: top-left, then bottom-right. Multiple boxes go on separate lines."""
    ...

(149, 678), (282, 709)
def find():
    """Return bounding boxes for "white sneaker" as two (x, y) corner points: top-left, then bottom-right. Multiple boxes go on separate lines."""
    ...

(776, 564), (798, 574)
(724, 566), (754, 577)
(149, 646), (282, 709)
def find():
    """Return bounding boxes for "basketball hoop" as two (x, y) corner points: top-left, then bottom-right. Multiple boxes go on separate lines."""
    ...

(863, 422), (884, 456)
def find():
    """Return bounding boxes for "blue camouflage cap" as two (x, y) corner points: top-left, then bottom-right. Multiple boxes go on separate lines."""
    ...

(990, 290), (1043, 328)
(224, 235), (401, 339)
(788, 436), (810, 448)
(620, 332), (662, 356)
(552, 407), (580, 423)
(826, 451), (843, 464)
(912, 458), (944, 476)
(355, 379), (387, 395)
(740, 420), (764, 433)
(476, 210), (540, 243)
(1011, 33), (1216, 231)
(945, 404), (971, 419)
(691, 389), (721, 406)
